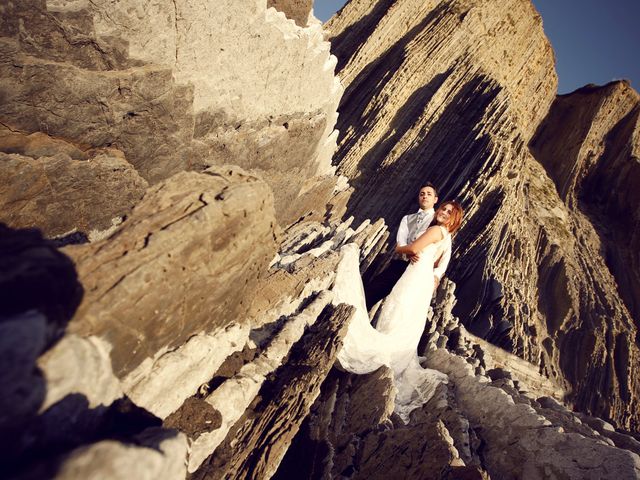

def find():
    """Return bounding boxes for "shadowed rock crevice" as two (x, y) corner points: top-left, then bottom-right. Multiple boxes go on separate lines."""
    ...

(329, 0), (640, 432)
(2, 1), (640, 478)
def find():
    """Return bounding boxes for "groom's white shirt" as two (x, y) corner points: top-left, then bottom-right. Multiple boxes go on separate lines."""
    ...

(396, 208), (451, 281)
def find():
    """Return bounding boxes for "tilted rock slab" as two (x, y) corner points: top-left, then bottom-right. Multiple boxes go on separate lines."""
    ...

(327, 0), (640, 430)
(0, 0), (342, 224)
(426, 348), (640, 479)
(267, 0), (314, 27)
(187, 291), (335, 471)
(327, 0), (555, 221)
(191, 303), (354, 480)
(531, 79), (640, 356)
(55, 428), (188, 480)
(60, 166), (277, 419)
(0, 150), (147, 238)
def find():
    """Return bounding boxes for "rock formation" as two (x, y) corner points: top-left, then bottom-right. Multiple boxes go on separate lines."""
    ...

(0, 0), (342, 225)
(326, 0), (640, 432)
(0, 1), (353, 477)
(2, 0), (640, 479)
(531, 81), (640, 331)
(276, 279), (640, 479)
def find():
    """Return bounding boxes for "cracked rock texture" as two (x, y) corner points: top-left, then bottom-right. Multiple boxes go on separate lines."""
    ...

(531, 80), (640, 337)
(63, 167), (277, 413)
(327, 0), (640, 432)
(0, 147), (148, 238)
(267, 0), (314, 26)
(0, 0), (342, 224)
(3, 0), (640, 479)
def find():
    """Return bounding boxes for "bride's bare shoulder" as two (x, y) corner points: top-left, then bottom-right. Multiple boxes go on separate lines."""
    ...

(426, 225), (446, 239)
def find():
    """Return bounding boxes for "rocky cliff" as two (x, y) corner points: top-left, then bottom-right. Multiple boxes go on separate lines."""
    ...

(531, 81), (640, 332)
(1, 0), (640, 479)
(326, 0), (640, 432)
(0, 0), (342, 226)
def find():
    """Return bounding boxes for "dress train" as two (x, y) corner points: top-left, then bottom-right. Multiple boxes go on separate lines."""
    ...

(333, 241), (449, 422)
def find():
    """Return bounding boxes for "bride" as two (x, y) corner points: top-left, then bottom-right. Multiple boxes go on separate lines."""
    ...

(333, 201), (464, 422)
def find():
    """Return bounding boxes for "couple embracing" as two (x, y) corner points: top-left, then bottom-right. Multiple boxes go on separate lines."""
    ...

(333, 183), (463, 422)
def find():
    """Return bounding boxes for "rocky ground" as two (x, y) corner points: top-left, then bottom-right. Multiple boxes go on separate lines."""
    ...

(1, 0), (639, 479)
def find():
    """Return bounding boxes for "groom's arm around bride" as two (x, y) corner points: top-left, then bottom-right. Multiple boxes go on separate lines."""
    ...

(364, 183), (451, 310)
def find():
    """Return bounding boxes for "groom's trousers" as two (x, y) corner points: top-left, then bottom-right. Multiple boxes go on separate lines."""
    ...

(364, 258), (408, 310)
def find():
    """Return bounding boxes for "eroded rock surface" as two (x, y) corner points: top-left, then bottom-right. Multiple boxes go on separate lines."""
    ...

(62, 167), (277, 416)
(267, 0), (313, 26)
(0, 0), (342, 224)
(0, 149), (147, 237)
(3, 0), (640, 479)
(279, 277), (640, 480)
(531, 80), (640, 332)
(327, 0), (640, 431)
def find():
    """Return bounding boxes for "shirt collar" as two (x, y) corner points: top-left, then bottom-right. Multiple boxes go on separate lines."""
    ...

(417, 207), (434, 216)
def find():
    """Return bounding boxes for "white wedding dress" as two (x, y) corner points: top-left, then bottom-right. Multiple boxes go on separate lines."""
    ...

(333, 227), (450, 422)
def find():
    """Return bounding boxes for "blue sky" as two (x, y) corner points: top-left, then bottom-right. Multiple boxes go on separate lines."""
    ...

(313, 0), (640, 94)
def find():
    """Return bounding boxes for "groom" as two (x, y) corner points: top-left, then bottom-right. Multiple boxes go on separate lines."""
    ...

(365, 182), (451, 310)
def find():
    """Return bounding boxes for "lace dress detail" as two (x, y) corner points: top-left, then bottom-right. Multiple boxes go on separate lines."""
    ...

(334, 227), (451, 422)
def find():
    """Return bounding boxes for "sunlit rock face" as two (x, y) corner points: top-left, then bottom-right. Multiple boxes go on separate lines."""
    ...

(267, 0), (314, 26)
(0, 1), (356, 477)
(0, 0), (342, 224)
(326, 0), (555, 218)
(529, 81), (640, 430)
(326, 0), (640, 431)
(3, 1), (640, 479)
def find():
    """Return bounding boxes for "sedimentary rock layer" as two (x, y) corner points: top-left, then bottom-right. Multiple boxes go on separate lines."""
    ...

(327, 0), (640, 430)
(326, 0), (555, 221)
(63, 167), (276, 407)
(531, 81), (640, 330)
(277, 270), (640, 479)
(0, 0), (342, 224)
(267, 0), (313, 26)
(0, 149), (147, 238)
(192, 303), (354, 480)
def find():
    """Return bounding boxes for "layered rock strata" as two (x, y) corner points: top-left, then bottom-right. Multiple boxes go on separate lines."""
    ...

(0, 0), (342, 224)
(277, 277), (640, 479)
(0, 147), (147, 238)
(3, 0), (640, 478)
(267, 0), (314, 26)
(326, 0), (640, 430)
(0, 1), (354, 476)
(531, 81), (640, 331)
(0, 173), (390, 478)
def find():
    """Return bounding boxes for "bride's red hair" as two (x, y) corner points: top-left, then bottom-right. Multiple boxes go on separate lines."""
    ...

(438, 201), (464, 233)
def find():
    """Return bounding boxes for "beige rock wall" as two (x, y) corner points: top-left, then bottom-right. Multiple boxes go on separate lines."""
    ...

(64, 167), (277, 386)
(326, 0), (555, 221)
(531, 81), (640, 329)
(326, 0), (640, 431)
(0, 149), (147, 237)
(267, 0), (314, 27)
(0, 0), (342, 224)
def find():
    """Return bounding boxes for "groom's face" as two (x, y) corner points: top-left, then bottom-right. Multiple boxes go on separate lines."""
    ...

(418, 186), (437, 210)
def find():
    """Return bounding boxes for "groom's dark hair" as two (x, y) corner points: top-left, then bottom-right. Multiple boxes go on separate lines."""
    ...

(420, 182), (438, 196)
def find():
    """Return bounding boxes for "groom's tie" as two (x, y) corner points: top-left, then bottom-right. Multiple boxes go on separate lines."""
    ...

(416, 210), (429, 230)
(410, 211), (427, 243)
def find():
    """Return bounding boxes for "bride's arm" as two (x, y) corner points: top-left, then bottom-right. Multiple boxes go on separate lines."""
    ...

(395, 226), (444, 257)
